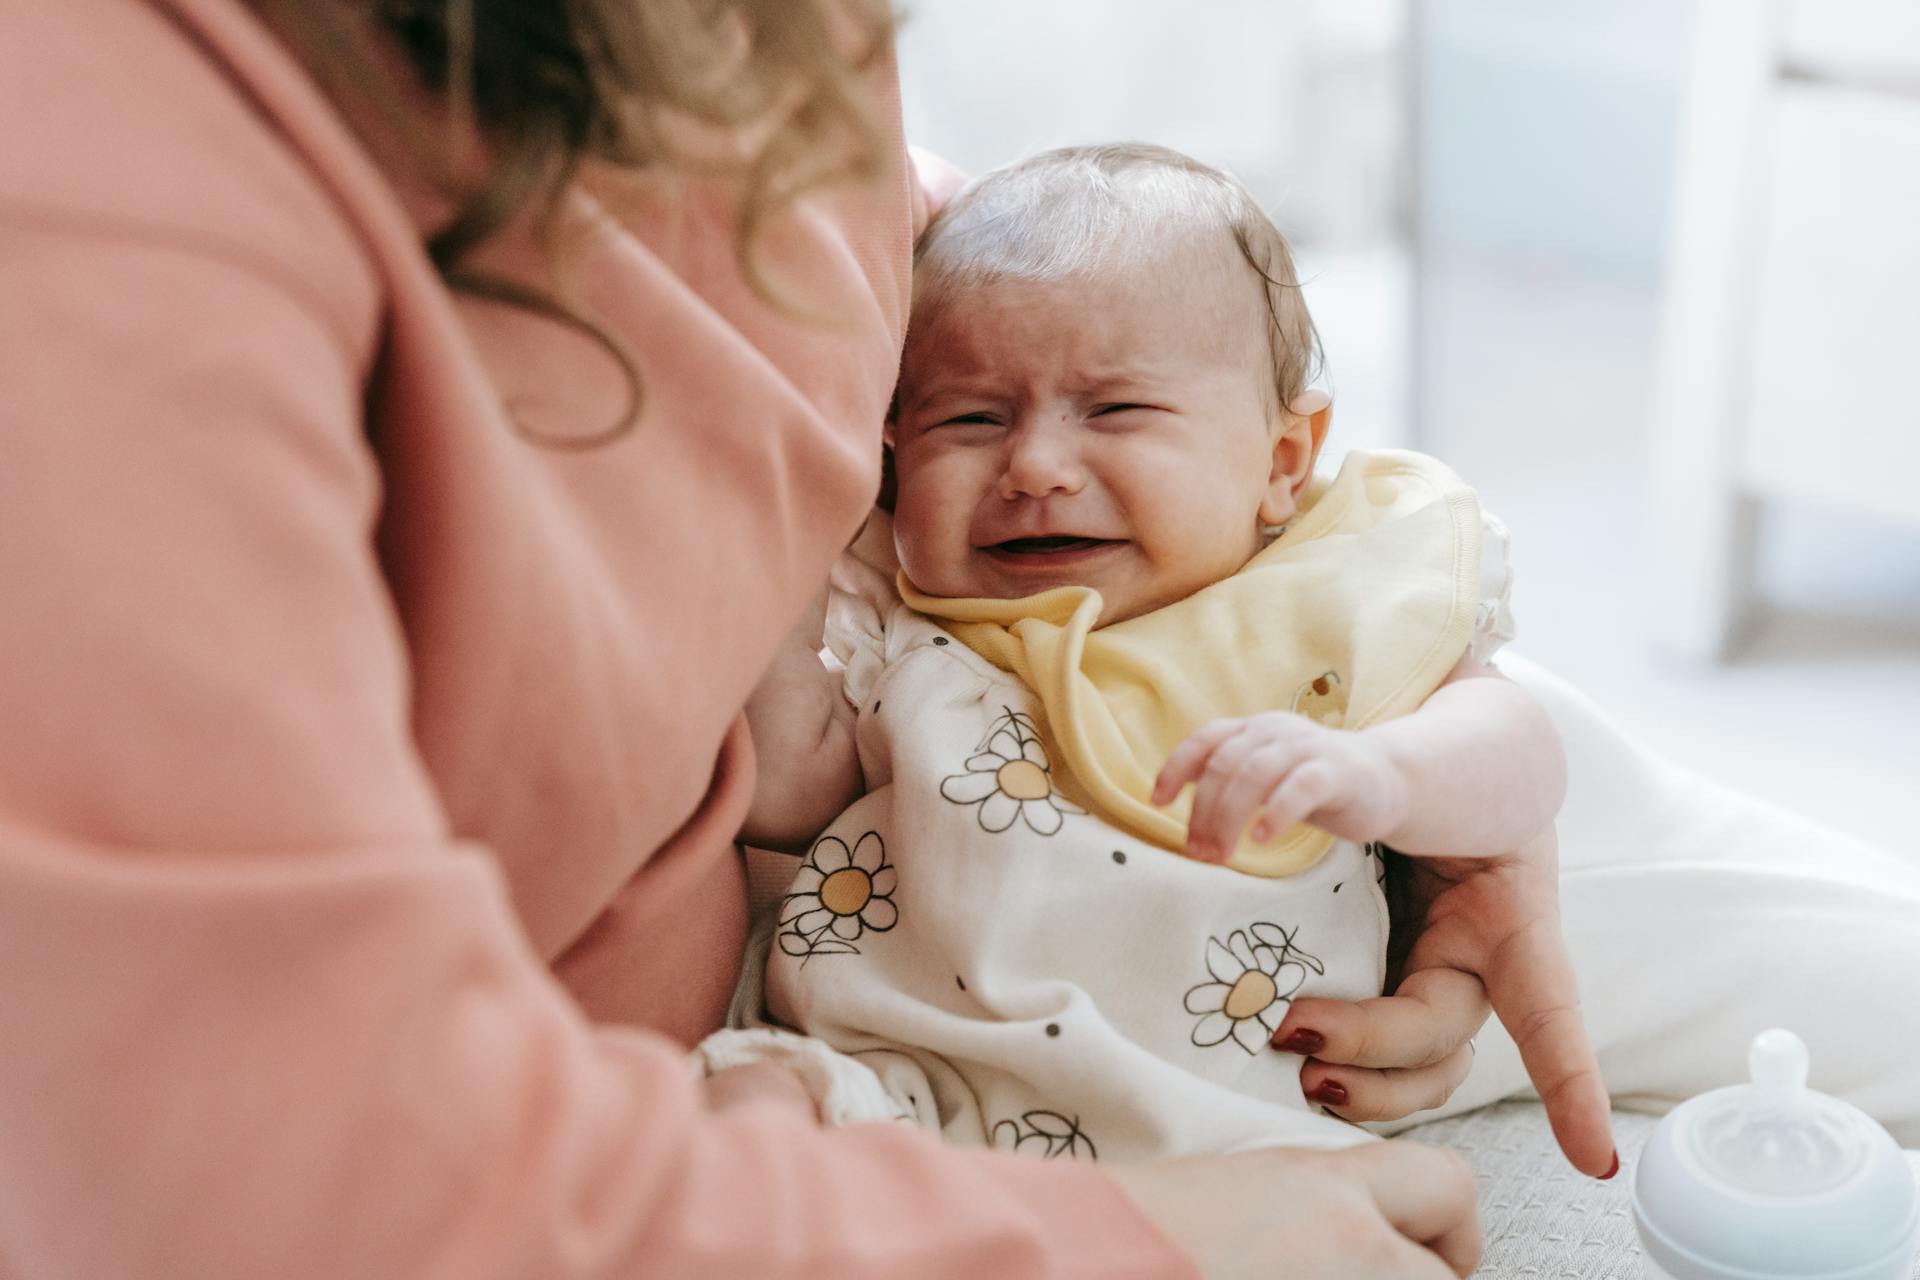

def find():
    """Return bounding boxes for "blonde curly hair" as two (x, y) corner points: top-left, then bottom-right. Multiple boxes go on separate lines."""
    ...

(246, 0), (894, 447)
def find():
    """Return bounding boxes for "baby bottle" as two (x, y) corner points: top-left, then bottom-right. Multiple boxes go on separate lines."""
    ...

(1632, 1028), (1919, 1280)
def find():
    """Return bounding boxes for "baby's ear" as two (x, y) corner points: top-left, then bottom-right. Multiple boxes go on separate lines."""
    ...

(1258, 390), (1333, 525)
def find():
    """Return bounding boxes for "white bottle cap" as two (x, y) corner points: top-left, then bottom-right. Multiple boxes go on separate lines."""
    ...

(1633, 1029), (1919, 1279)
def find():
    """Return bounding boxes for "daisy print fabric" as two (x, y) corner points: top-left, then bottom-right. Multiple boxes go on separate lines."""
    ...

(777, 831), (898, 963)
(763, 604), (1393, 1161)
(939, 708), (1084, 836)
(991, 1110), (1097, 1161)
(1186, 923), (1327, 1055)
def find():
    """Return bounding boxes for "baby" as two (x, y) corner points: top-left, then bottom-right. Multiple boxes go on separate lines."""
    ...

(726, 143), (1565, 1161)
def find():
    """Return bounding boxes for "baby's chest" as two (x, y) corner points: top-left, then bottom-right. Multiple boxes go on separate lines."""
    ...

(846, 615), (1387, 987)
(852, 612), (1054, 800)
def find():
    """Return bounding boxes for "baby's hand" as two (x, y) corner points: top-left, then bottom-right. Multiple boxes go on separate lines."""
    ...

(702, 1061), (820, 1119)
(1152, 713), (1408, 862)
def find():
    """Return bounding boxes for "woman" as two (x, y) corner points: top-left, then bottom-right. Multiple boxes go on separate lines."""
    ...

(0, 1), (1612, 1275)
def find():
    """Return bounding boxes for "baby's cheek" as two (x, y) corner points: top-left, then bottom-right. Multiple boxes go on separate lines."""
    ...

(895, 465), (978, 571)
(891, 500), (965, 594)
(1146, 500), (1260, 590)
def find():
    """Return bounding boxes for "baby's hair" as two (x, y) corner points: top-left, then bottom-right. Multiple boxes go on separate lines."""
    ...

(912, 142), (1323, 414)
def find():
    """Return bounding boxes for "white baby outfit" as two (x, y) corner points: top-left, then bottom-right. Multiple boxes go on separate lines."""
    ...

(768, 607), (1386, 1159)
(747, 451), (1516, 1163)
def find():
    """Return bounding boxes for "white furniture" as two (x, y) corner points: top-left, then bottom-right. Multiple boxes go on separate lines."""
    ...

(1648, 0), (1920, 659)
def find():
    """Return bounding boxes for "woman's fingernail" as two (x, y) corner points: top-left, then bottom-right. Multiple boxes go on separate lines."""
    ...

(1600, 1150), (1621, 1181)
(1307, 1079), (1349, 1107)
(1273, 1028), (1326, 1055)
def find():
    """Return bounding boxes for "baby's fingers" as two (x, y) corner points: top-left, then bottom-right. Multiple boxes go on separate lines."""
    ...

(1188, 744), (1307, 862)
(1151, 719), (1243, 806)
(1249, 760), (1341, 843)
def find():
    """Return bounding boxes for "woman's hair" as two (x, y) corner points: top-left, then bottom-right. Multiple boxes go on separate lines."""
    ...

(245, 0), (893, 448)
(912, 143), (1323, 414)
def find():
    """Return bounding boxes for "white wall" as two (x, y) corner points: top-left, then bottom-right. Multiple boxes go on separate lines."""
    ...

(894, 0), (1413, 445)
(898, 0), (1403, 242)
(1413, 1), (1920, 852)
(1418, 0), (1689, 279)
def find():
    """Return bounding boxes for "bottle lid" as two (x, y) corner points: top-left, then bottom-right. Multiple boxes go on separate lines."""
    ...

(1633, 1030), (1919, 1279)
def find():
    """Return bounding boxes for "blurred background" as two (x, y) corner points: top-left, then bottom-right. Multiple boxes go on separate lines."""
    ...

(896, 0), (1920, 854)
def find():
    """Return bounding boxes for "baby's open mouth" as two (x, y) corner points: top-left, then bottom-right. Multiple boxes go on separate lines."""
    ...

(988, 536), (1120, 555)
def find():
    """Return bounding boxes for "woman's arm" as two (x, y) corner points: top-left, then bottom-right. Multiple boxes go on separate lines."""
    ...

(0, 190), (1190, 1277)
(0, 202), (1490, 1280)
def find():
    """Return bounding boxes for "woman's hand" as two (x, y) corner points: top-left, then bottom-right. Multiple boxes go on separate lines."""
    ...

(1104, 1140), (1482, 1279)
(1269, 827), (1618, 1178)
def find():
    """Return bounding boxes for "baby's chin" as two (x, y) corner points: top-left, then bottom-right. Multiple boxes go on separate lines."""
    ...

(908, 562), (1165, 625)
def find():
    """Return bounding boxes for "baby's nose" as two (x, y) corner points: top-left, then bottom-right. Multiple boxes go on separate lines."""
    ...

(998, 424), (1086, 499)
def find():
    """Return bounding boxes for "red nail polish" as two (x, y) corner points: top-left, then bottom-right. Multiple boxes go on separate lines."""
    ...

(1307, 1079), (1349, 1107)
(1600, 1150), (1621, 1181)
(1273, 1028), (1326, 1056)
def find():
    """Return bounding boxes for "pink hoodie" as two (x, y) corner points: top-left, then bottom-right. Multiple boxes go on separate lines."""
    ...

(0, 0), (1189, 1274)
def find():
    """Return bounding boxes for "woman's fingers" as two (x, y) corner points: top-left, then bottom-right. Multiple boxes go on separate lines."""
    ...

(1338, 1142), (1484, 1278)
(1276, 967), (1489, 1125)
(1390, 832), (1616, 1176)
(1302, 1043), (1476, 1123)
(1482, 916), (1616, 1178)
(1105, 1141), (1479, 1279)
(1274, 965), (1489, 1070)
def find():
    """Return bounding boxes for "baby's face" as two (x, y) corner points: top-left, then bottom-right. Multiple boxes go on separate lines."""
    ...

(891, 238), (1309, 624)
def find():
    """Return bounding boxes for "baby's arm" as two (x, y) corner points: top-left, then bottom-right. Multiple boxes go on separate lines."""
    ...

(740, 593), (864, 854)
(1348, 655), (1566, 855)
(1156, 656), (1566, 861)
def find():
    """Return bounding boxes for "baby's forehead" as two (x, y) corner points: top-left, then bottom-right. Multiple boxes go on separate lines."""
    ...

(918, 213), (1250, 304)
(905, 235), (1270, 373)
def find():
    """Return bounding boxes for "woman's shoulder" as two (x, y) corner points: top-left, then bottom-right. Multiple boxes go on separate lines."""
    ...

(0, 0), (382, 365)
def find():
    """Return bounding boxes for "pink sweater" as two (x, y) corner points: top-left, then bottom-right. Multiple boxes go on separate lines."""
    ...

(0, 0), (1190, 1274)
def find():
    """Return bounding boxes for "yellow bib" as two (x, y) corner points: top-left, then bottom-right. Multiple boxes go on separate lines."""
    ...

(899, 450), (1483, 876)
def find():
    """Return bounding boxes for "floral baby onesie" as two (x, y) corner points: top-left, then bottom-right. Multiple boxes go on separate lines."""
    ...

(758, 451), (1514, 1162)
